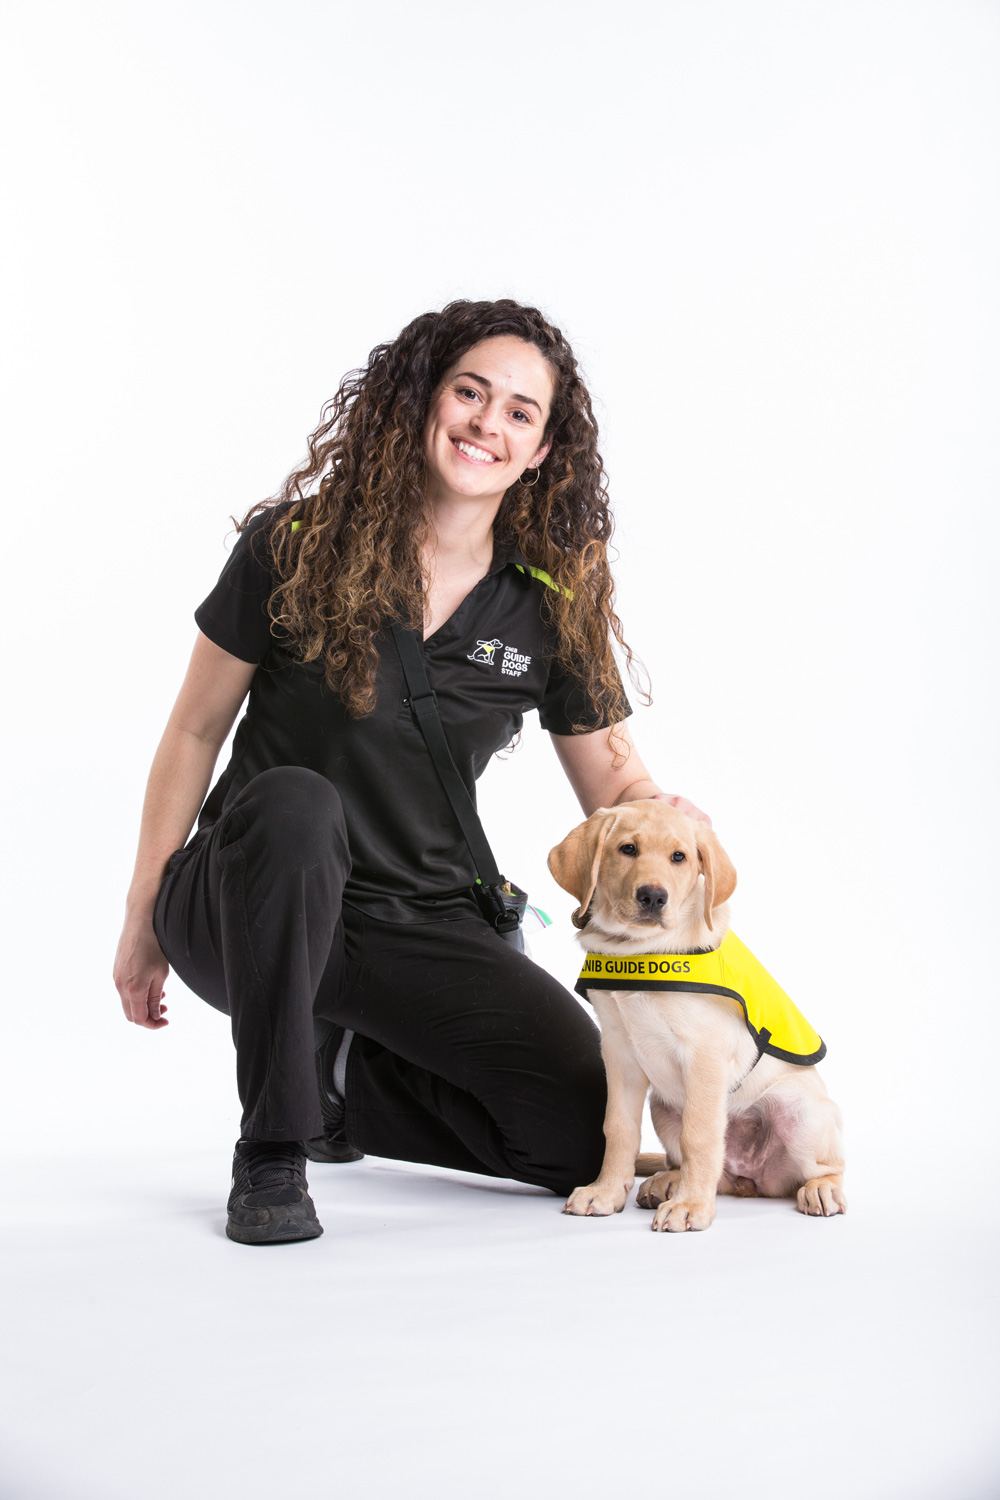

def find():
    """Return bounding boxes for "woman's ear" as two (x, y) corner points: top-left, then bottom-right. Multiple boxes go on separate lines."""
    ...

(532, 439), (552, 468)
(696, 828), (737, 931)
(548, 809), (620, 928)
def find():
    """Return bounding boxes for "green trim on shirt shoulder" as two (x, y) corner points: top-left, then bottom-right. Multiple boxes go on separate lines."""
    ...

(515, 563), (573, 599)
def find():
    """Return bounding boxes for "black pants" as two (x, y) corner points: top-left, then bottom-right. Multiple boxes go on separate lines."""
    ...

(152, 766), (606, 1196)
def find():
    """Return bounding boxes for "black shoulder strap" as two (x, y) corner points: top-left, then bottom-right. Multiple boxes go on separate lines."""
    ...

(390, 623), (518, 934)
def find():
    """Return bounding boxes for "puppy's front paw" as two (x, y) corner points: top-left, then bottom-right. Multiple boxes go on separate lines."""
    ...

(650, 1197), (716, 1232)
(796, 1176), (847, 1217)
(636, 1169), (681, 1209)
(563, 1181), (630, 1217)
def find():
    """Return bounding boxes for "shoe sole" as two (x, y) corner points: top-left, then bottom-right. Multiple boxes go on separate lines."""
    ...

(226, 1204), (324, 1246)
(303, 1136), (365, 1164)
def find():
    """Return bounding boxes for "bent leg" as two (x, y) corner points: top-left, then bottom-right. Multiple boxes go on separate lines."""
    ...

(329, 912), (607, 1196)
(153, 766), (351, 1141)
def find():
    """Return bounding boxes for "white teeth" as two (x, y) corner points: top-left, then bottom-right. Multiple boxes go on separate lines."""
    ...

(456, 440), (496, 463)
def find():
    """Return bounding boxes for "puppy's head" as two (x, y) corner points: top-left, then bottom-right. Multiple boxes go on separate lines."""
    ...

(547, 800), (737, 938)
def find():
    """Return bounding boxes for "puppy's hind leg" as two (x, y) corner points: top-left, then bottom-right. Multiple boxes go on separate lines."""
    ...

(636, 1097), (681, 1209)
(777, 1085), (846, 1216)
(639, 1097), (756, 1206)
(797, 1173), (847, 1217)
(636, 1168), (682, 1208)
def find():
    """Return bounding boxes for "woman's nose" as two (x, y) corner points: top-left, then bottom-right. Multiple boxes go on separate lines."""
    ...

(470, 400), (501, 434)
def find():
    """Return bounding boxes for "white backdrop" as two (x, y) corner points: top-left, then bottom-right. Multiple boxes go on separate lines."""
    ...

(1, 2), (998, 1494)
(3, 0), (995, 1162)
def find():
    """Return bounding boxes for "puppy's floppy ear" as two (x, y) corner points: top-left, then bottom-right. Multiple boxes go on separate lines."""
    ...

(548, 809), (621, 929)
(696, 827), (737, 931)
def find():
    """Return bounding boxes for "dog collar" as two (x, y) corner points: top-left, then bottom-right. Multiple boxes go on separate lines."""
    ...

(576, 930), (826, 1066)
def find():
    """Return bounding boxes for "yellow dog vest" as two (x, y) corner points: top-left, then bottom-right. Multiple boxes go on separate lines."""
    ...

(575, 930), (826, 1066)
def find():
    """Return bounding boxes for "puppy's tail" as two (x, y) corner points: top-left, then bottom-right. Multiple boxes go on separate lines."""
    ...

(634, 1152), (668, 1176)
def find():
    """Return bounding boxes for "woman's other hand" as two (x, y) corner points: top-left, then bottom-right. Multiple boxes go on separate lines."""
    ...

(114, 918), (170, 1029)
(650, 792), (712, 827)
(551, 723), (712, 827)
(114, 631), (258, 1033)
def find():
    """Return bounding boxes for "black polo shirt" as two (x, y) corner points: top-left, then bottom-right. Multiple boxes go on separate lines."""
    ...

(194, 507), (630, 921)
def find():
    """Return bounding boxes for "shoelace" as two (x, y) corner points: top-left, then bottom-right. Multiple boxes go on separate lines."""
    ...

(236, 1141), (305, 1191)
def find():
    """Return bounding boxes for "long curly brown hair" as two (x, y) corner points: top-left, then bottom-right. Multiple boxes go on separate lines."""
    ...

(238, 298), (648, 728)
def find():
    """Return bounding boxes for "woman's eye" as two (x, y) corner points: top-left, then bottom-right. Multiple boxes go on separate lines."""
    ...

(510, 409), (529, 423)
(670, 851), (686, 863)
(457, 387), (480, 401)
(618, 843), (637, 858)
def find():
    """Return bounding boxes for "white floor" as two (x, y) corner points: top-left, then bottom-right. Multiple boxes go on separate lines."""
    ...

(2, 1144), (997, 1500)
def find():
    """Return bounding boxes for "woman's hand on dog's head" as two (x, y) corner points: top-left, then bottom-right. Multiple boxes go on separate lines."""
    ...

(650, 793), (712, 828)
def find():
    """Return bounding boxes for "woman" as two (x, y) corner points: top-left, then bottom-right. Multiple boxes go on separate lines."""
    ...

(113, 298), (707, 1245)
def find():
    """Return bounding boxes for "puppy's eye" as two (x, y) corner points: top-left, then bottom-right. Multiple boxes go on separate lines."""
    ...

(670, 851), (686, 863)
(618, 843), (638, 858)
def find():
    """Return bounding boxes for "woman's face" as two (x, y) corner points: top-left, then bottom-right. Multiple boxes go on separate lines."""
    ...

(423, 336), (555, 507)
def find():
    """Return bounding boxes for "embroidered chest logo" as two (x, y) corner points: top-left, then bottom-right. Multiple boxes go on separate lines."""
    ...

(467, 639), (533, 677)
(468, 638), (503, 664)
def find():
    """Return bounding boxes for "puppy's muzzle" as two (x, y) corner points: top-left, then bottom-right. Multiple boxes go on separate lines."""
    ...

(634, 884), (668, 921)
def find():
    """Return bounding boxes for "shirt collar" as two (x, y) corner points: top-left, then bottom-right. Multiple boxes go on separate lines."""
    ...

(489, 539), (530, 574)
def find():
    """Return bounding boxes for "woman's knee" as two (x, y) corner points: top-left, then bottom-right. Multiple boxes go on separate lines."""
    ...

(550, 1055), (608, 1189)
(222, 767), (349, 868)
(503, 1045), (607, 1196)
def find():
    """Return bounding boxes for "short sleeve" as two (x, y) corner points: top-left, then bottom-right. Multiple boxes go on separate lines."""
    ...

(538, 654), (633, 735)
(194, 509), (282, 664)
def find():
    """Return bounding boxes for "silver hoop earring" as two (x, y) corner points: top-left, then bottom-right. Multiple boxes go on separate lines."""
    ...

(520, 467), (541, 488)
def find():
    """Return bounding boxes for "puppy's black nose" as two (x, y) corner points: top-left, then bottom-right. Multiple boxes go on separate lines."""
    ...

(635, 884), (668, 914)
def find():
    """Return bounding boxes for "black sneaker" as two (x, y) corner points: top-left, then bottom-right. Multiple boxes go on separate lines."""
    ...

(304, 1022), (364, 1164)
(226, 1139), (323, 1245)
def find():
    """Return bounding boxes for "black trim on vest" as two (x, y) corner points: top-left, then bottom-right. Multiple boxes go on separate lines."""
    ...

(575, 980), (827, 1068)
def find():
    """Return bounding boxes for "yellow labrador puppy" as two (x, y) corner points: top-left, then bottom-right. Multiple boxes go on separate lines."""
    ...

(549, 801), (846, 1232)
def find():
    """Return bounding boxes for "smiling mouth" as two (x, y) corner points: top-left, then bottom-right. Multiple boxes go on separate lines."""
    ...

(452, 438), (499, 464)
